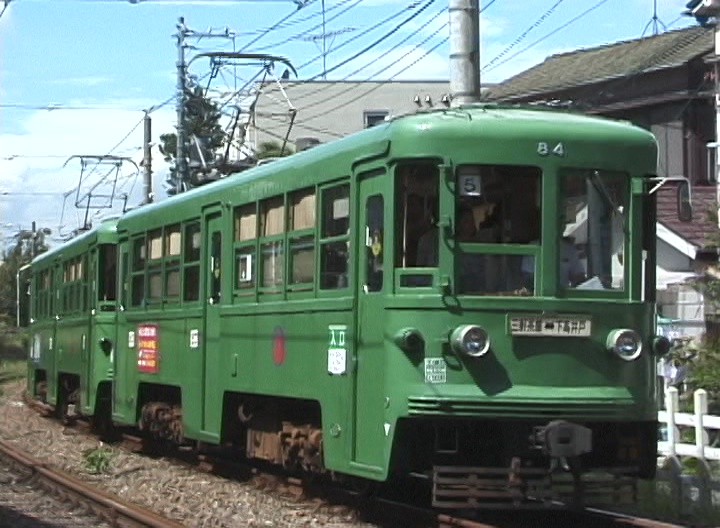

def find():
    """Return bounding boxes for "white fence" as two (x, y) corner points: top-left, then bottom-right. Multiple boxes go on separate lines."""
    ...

(657, 387), (720, 514)
(658, 387), (720, 461)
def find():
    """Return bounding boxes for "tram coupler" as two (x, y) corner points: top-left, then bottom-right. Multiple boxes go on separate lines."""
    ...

(533, 420), (592, 458)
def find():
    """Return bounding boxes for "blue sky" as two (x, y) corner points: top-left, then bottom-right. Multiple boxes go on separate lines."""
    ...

(0, 0), (699, 243)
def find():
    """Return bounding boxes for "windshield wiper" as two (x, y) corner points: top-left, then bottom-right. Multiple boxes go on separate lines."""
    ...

(589, 170), (626, 233)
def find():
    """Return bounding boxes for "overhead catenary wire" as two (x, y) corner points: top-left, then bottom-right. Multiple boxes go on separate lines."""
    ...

(239, 0), (318, 51)
(265, 0), (496, 108)
(284, 5), (447, 105)
(483, 0), (613, 74)
(482, 0), (567, 72)
(239, 0), (345, 36)
(273, 33), (449, 127)
(249, 0), (365, 54)
(281, 20), (449, 119)
(306, 0), (435, 80)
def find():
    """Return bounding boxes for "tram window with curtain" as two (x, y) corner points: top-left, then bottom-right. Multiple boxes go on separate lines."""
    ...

(183, 222), (201, 302)
(233, 204), (257, 295)
(260, 196), (285, 290)
(319, 183), (350, 290)
(288, 187), (316, 289)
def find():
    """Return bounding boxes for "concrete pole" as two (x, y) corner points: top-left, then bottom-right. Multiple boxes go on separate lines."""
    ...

(143, 113), (153, 204)
(449, 0), (480, 107)
(176, 17), (188, 196)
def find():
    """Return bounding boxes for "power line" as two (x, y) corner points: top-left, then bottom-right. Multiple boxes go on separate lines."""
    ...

(483, 0), (613, 74)
(0, 1), (10, 21)
(482, 0), (567, 72)
(307, 0), (435, 80)
(249, 0), (364, 53)
(284, 5), (446, 105)
(296, 33), (448, 125)
(239, 0), (317, 51)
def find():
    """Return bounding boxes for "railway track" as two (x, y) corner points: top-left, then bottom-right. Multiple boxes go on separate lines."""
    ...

(20, 392), (699, 528)
(0, 439), (186, 528)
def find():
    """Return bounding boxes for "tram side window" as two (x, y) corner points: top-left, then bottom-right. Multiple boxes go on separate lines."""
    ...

(147, 229), (163, 303)
(42, 270), (52, 318)
(289, 187), (316, 288)
(260, 196), (285, 289)
(395, 162), (439, 287)
(62, 257), (85, 313)
(365, 195), (384, 292)
(131, 236), (146, 306)
(98, 244), (117, 303)
(183, 222), (201, 302)
(234, 205), (256, 293)
(164, 224), (182, 300)
(319, 183), (350, 290)
(34, 269), (52, 319)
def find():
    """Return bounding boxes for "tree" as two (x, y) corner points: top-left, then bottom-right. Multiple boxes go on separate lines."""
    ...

(666, 208), (720, 408)
(159, 82), (225, 195)
(0, 227), (50, 327)
(255, 140), (295, 160)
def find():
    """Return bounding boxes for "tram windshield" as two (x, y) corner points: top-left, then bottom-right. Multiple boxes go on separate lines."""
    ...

(453, 164), (542, 295)
(394, 163), (627, 296)
(559, 169), (627, 291)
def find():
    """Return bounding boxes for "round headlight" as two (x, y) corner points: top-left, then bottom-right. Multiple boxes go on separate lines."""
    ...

(606, 329), (642, 361)
(450, 325), (490, 357)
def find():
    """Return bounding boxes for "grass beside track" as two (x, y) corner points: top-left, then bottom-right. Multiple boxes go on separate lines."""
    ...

(0, 360), (27, 396)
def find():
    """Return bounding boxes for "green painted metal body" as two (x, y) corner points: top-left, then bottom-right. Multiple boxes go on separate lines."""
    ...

(27, 218), (119, 415)
(105, 105), (658, 481)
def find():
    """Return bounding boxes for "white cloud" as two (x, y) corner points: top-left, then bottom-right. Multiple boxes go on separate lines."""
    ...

(0, 104), (176, 242)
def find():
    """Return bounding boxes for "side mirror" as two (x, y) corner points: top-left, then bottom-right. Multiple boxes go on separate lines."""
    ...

(677, 180), (693, 223)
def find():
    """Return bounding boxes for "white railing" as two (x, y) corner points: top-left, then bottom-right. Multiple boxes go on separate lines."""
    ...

(658, 387), (720, 461)
(657, 387), (720, 516)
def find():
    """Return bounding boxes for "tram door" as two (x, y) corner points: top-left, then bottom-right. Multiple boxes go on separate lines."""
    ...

(83, 246), (98, 413)
(201, 209), (223, 435)
(354, 168), (388, 468)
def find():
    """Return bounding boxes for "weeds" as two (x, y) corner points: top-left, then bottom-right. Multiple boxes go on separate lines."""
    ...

(83, 445), (116, 474)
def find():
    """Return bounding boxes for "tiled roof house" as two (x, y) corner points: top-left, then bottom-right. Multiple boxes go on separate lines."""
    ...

(488, 25), (717, 260)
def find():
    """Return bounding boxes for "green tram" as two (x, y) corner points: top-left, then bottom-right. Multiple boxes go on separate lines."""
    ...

(27, 217), (119, 423)
(30, 104), (675, 507)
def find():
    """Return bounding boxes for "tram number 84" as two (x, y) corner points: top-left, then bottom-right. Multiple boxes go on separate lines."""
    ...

(537, 142), (565, 157)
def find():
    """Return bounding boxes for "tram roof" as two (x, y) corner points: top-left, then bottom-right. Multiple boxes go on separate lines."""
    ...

(118, 104), (656, 228)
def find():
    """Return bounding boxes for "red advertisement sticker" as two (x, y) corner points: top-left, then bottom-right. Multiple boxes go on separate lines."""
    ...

(137, 324), (159, 373)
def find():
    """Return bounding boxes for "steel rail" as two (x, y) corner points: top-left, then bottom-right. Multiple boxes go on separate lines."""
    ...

(0, 439), (186, 528)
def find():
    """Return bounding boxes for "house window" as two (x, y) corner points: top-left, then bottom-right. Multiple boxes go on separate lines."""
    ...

(364, 111), (388, 129)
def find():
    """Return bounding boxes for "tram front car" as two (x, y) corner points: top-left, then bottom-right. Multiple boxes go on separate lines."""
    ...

(378, 107), (670, 508)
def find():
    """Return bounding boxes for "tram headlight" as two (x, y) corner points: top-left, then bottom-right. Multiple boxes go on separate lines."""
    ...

(450, 325), (490, 358)
(606, 329), (642, 361)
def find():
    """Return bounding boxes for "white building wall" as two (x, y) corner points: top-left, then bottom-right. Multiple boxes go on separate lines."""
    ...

(251, 80), (451, 147)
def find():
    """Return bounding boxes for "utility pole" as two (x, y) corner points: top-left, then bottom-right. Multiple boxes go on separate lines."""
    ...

(685, 0), (720, 227)
(142, 112), (153, 204)
(176, 17), (189, 196)
(298, 0), (354, 79)
(174, 18), (238, 195)
(448, 0), (480, 106)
